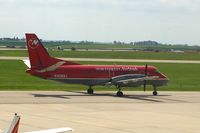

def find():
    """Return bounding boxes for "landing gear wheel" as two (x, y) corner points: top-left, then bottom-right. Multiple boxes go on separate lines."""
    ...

(116, 91), (123, 97)
(152, 85), (158, 96)
(153, 91), (158, 96)
(87, 88), (94, 94)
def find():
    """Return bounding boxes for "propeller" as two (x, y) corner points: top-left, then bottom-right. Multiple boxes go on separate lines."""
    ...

(144, 64), (148, 92)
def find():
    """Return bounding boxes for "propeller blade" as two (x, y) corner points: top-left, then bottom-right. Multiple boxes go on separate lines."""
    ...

(145, 64), (148, 76)
(144, 64), (148, 91)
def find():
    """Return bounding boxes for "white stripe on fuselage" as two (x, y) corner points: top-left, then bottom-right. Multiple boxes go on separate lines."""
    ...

(36, 61), (66, 72)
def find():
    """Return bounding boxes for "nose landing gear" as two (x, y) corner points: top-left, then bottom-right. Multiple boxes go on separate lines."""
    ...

(116, 91), (123, 97)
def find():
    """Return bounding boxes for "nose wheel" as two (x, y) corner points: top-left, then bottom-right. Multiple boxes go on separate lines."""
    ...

(153, 91), (158, 96)
(117, 91), (123, 97)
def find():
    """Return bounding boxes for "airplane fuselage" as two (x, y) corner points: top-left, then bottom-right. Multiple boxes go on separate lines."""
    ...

(27, 64), (168, 87)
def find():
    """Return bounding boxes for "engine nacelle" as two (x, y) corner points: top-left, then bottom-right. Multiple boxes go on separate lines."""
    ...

(111, 74), (145, 83)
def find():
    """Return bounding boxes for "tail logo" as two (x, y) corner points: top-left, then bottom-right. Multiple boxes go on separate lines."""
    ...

(28, 38), (39, 49)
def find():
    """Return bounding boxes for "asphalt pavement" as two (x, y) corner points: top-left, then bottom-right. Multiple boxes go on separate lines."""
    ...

(0, 91), (199, 133)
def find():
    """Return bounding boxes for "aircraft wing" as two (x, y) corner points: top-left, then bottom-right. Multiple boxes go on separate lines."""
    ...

(25, 127), (73, 133)
(4, 114), (73, 133)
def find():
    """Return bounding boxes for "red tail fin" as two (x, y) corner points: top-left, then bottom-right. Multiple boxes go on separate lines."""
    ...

(6, 113), (20, 133)
(25, 33), (79, 70)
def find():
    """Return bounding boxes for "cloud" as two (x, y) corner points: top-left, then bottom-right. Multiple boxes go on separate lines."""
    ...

(0, 0), (199, 12)
(160, 0), (192, 4)
(159, 0), (199, 9)
(0, 0), (200, 44)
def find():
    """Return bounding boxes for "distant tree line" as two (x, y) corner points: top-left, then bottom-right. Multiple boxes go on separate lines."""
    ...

(112, 40), (163, 45)
(113, 41), (134, 45)
(0, 37), (25, 41)
(0, 37), (196, 50)
(0, 37), (170, 46)
(134, 41), (160, 45)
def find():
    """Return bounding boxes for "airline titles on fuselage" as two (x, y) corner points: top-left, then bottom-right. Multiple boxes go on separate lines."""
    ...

(95, 67), (138, 72)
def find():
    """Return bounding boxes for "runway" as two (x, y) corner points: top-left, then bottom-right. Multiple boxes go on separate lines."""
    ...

(0, 91), (200, 133)
(1, 56), (200, 64)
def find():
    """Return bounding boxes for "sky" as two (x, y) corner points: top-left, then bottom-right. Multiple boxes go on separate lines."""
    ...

(0, 0), (200, 45)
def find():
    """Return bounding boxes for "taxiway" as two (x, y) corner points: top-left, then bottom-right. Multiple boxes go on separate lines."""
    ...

(0, 91), (200, 133)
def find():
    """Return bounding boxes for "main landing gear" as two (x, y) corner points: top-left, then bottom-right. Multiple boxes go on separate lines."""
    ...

(87, 86), (94, 94)
(116, 85), (123, 97)
(153, 85), (158, 96)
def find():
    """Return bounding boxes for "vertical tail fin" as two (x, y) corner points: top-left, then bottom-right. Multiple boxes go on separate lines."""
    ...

(25, 33), (79, 70)
(6, 113), (20, 133)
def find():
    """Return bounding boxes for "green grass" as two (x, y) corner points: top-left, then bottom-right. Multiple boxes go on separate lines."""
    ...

(1, 50), (200, 60)
(0, 60), (85, 90)
(0, 50), (28, 57)
(0, 60), (200, 91)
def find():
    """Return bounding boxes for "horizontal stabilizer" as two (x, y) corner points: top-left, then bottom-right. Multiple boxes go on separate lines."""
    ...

(23, 59), (31, 68)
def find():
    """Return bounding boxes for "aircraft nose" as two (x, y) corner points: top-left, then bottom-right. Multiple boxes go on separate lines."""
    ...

(159, 72), (169, 80)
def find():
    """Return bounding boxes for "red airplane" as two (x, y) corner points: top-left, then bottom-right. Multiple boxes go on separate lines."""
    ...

(23, 33), (169, 97)
(0, 113), (73, 133)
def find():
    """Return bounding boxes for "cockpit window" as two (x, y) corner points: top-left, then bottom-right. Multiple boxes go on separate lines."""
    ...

(155, 69), (160, 74)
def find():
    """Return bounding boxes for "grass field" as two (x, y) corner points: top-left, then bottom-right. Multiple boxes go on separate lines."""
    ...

(1, 50), (200, 60)
(0, 60), (200, 91)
